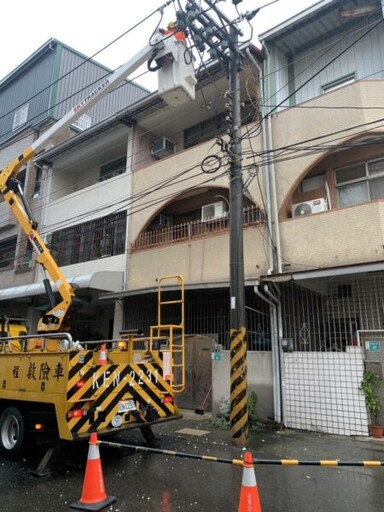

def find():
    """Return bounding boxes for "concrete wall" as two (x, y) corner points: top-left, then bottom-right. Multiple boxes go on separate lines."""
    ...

(280, 201), (384, 270)
(211, 350), (274, 420)
(129, 127), (264, 243)
(128, 227), (268, 290)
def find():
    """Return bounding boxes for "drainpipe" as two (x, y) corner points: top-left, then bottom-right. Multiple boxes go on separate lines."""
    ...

(254, 280), (282, 423)
(248, 47), (284, 423)
(125, 126), (134, 292)
(263, 283), (283, 424)
(266, 116), (283, 273)
(112, 126), (134, 340)
(261, 42), (283, 274)
(246, 48), (274, 274)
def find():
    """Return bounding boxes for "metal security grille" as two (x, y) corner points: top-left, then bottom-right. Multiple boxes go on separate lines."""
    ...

(123, 287), (270, 351)
(279, 272), (384, 436)
(0, 235), (17, 269)
(51, 211), (126, 265)
(280, 273), (384, 352)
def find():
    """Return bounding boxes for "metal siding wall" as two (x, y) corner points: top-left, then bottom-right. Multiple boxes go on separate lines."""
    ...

(293, 21), (384, 104)
(0, 45), (148, 146)
(56, 47), (148, 125)
(0, 52), (54, 145)
(55, 47), (106, 120)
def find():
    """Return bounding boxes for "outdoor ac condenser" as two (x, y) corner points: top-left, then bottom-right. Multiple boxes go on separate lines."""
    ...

(292, 198), (328, 217)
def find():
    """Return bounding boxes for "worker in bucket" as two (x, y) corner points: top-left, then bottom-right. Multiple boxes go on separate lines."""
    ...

(161, 21), (187, 43)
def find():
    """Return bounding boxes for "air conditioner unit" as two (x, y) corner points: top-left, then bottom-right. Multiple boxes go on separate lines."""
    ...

(292, 198), (328, 217)
(151, 137), (175, 159)
(151, 214), (172, 228)
(201, 201), (226, 222)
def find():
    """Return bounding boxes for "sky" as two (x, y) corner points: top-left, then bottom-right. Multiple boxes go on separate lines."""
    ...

(0, 0), (318, 91)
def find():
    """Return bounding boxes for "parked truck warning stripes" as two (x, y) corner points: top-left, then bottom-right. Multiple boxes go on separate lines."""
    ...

(0, 276), (185, 464)
(66, 354), (177, 437)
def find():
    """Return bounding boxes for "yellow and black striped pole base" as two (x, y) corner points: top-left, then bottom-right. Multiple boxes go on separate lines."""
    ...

(230, 326), (248, 446)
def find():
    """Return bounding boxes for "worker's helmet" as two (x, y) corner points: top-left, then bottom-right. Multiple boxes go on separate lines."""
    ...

(167, 21), (176, 29)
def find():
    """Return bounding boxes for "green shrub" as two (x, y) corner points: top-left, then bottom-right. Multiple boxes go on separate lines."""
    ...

(360, 370), (382, 425)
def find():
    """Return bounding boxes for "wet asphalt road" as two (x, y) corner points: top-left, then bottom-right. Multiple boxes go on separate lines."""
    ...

(1, 411), (384, 512)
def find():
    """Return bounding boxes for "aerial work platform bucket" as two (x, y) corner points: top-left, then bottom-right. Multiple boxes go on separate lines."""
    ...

(156, 37), (197, 107)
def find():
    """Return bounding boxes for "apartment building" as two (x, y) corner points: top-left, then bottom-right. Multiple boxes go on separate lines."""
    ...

(0, 38), (148, 333)
(3, 1), (381, 434)
(30, 45), (270, 414)
(258, 0), (384, 435)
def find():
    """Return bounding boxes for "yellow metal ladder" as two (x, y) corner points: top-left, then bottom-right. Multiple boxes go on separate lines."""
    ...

(149, 275), (185, 393)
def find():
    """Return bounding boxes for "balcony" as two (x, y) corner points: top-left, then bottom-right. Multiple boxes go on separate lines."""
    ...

(132, 206), (266, 251)
(280, 201), (384, 270)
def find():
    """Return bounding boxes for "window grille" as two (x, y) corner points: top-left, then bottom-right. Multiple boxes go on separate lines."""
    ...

(50, 211), (126, 266)
(184, 102), (256, 149)
(0, 236), (17, 268)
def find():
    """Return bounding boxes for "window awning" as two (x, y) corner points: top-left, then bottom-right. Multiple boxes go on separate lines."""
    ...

(0, 271), (124, 301)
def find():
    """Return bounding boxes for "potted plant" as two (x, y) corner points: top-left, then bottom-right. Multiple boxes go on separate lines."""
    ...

(360, 369), (384, 439)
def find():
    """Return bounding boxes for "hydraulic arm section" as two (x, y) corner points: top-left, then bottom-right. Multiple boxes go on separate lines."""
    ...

(0, 31), (196, 334)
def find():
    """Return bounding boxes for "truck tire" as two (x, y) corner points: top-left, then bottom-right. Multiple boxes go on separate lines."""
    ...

(0, 407), (26, 459)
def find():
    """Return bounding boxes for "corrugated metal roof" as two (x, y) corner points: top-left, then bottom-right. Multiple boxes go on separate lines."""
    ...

(259, 0), (382, 54)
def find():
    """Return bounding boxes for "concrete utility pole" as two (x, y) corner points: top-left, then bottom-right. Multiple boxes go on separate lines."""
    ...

(227, 24), (248, 446)
(180, 0), (257, 445)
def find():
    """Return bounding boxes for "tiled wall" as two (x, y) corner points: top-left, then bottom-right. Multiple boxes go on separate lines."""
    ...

(283, 347), (368, 436)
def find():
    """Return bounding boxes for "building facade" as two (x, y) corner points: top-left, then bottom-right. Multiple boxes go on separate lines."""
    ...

(258, 0), (384, 435)
(2, 1), (383, 435)
(31, 46), (271, 414)
(0, 38), (148, 333)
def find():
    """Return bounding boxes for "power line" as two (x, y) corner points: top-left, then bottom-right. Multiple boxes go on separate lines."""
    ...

(0, 2), (168, 128)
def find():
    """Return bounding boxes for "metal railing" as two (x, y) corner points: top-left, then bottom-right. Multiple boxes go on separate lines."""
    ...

(0, 332), (74, 352)
(133, 206), (266, 250)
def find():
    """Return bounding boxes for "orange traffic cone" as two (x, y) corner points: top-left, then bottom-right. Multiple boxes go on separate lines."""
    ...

(98, 344), (108, 365)
(238, 451), (262, 512)
(70, 433), (116, 511)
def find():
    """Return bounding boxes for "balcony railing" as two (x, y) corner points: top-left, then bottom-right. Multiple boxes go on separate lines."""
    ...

(133, 206), (266, 251)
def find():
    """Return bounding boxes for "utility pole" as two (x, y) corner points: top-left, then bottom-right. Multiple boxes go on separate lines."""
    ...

(180, 0), (259, 446)
(227, 24), (248, 446)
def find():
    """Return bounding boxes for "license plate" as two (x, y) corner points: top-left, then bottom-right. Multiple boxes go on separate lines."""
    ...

(118, 399), (136, 413)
